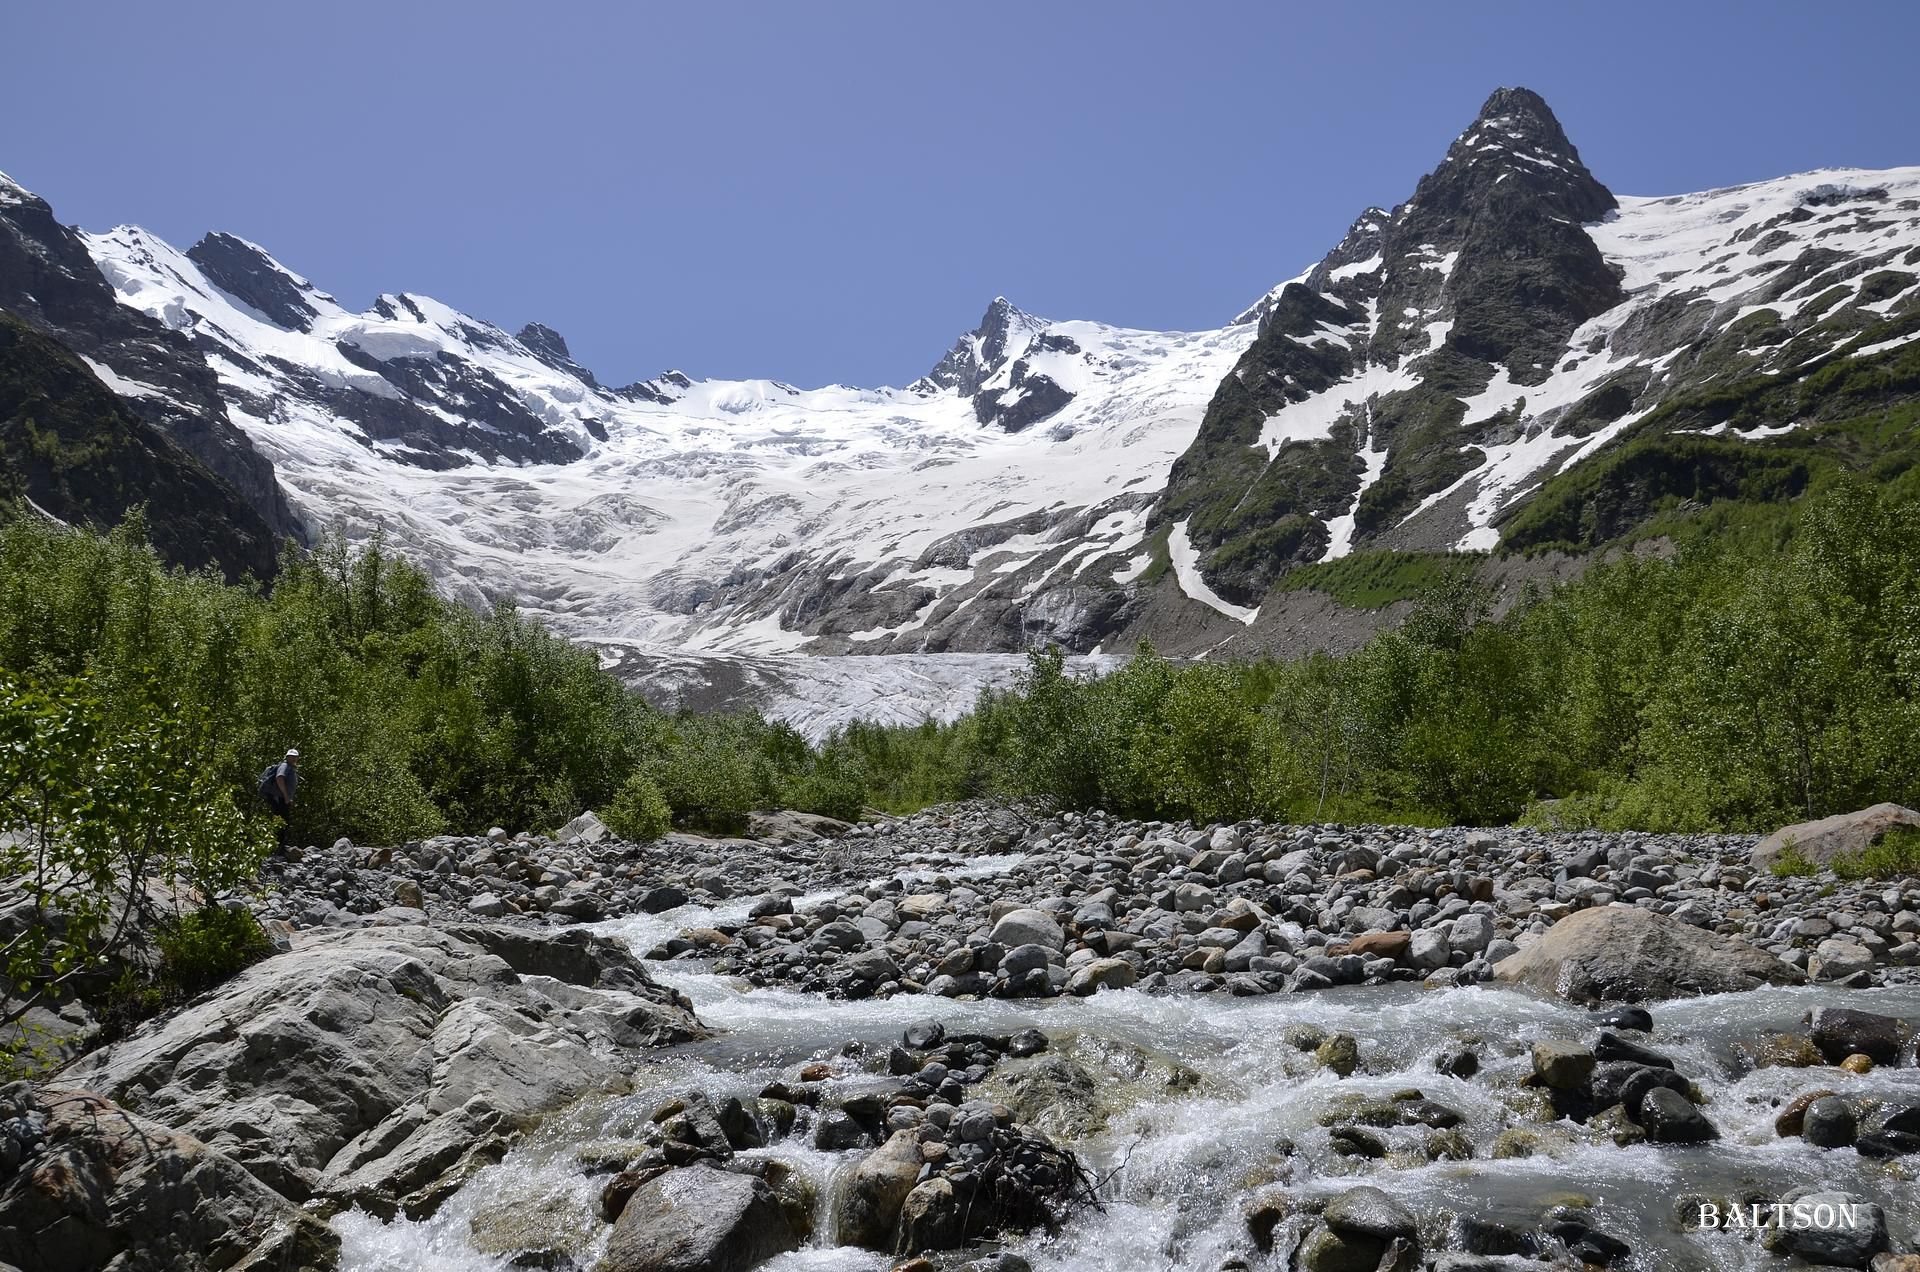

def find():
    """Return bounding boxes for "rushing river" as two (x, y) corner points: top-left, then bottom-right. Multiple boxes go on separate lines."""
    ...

(336, 856), (1920, 1272)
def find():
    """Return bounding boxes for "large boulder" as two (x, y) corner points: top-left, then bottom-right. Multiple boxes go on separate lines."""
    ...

(0, 1083), (339, 1272)
(990, 908), (1064, 951)
(1492, 906), (1803, 1003)
(1752, 803), (1920, 871)
(1809, 1008), (1908, 1065)
(834, 1129), (925, 1249)
(57, 923), (703, 1218)
(595, 1163), (796, 1272)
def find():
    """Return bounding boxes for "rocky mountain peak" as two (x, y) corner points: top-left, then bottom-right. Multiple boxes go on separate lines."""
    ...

(187, 232), (324, 332)
(919, 296), (1046, 397)
(517, 321), (600, 388)
(1422, 85), (1616, 224)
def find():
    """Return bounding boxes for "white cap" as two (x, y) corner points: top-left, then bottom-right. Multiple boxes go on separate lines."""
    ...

(285, 748), (300, 758)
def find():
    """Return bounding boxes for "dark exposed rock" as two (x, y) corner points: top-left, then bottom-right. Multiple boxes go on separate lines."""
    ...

(0, 179), (298, 555)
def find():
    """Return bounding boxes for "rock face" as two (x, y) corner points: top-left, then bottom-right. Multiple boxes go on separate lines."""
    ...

(1752, 803), (1920, 871)
(0, 1083), (339, 1272)
(1492, 905), (1804, 1003)
(596, 1163), (797, 1272)
(57, 922), (702, 1217)
(0, 171), (297, 567)
(0, 306), (281, 583)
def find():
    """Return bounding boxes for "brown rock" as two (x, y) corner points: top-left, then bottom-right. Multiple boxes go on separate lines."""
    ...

(1775, 1089), (1839, 1137)
(1347, 931), (1413, 960)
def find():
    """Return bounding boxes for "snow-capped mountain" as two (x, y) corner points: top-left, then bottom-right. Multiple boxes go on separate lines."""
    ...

(1162, 87), (1920, 607)
(80, 220), (1257, 657)
(4, 86), (1918, 730)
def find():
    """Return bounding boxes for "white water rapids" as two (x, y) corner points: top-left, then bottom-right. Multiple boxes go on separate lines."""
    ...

(334, 856), (1920, 1272)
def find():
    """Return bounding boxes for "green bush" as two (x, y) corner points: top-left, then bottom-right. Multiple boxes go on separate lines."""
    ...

(1830, 826), (1920, 881)
(154, 906), (274, 997)
(603, 771), (672, 842)
(0, 516), (878, 846)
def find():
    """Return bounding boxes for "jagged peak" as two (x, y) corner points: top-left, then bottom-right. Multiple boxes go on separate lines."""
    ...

(189, 231), (317, 290)
(517, 321), (572, 361)
(916, 295), (1051, 395)
(1433, 86), (1614, 221)
(185, 231), (332, 332)
(516, 321), (601, 388)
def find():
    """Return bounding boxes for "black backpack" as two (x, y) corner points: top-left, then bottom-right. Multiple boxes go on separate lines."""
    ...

(257, 764), (280, 803)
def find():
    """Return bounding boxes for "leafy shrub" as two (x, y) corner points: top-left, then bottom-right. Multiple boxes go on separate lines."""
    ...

(154, 906), (273, 996)
(1829, 826), (1920, 881)
(603, 771), (672, 842)
(1769, 845), (1819, 878)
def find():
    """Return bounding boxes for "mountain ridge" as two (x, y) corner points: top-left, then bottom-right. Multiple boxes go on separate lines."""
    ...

(2, 88), (1917, 734)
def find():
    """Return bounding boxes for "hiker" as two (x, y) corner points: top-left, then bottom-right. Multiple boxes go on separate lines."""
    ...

(259, 748), (299, 820)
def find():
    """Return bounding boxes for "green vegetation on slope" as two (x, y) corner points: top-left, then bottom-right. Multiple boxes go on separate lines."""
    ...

(1500, 312), (1920, 555)
(1275, 549), (1486, 609)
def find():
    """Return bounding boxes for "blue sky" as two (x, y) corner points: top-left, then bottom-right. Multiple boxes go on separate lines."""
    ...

(6, 2), (1915, 388)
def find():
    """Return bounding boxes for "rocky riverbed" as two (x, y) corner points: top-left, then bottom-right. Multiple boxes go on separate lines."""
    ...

(4, 802), (1918, 1272)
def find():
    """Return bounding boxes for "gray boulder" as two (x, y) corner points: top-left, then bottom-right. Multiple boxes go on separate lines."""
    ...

(58, 923), (702, 1218)
(557, 810), (612, 845)
(1752, 803), (1920, 871)
(0, 1084), (339, 1272)
(990, 908), (1064, 951)
(1802, 1096), (1857, 1149)
(1637, 1086), (1717, 1143)
(596, 1163), (796, 1272)
(1492, 906), (1803, 1003)
(1767, 1190), (1890, 1268)
(834, 1129), (925, 1249)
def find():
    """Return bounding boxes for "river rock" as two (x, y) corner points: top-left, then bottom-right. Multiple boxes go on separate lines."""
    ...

(1811, 939), (1875, 982)
(835, 1129), (925, 1249)
(1316, 1032), (1360, 1077)
(596, 1163), (796, 1272)
(1347, 931), (1411, 960)
(1808, 1007), (1905, 1064)
(0, 1083), (340, 1272)
(1776, 1089), (1840, 1137)
(990, 908), (1064, 951)
(898, 1176), (962, 1250)
(1592, 1006), (1653, 1032)
(1066, 957), (1136, 995)
(1752, 803), (1920, 871)
(1323, 1184), (1418, 1241)
(1766, 1190), (1890, 1268)
(1491, 906), (1804, 1003)
(1803, 1096), (1857, 1149)
(1636, 1086), (1717, 1143)
(1531, 1040), (1595, 1091)
(57, 923), (702, 1217)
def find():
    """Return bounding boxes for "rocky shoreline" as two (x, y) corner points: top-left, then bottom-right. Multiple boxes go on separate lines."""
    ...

(3, 801), (1917, 1272)
(261, 802), (1919, 1002)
